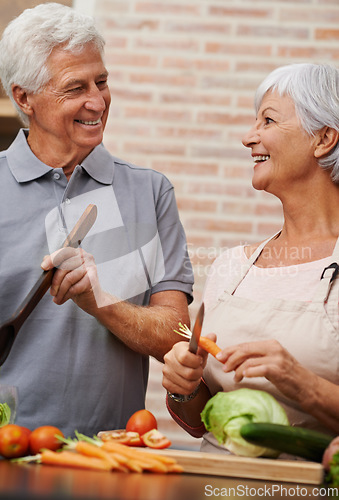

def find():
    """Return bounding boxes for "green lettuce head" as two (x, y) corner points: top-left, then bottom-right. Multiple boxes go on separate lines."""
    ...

(201, 388), (289, 457)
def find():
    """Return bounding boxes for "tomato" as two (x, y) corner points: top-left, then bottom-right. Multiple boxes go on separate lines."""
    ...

(29, 425), (64, 455)
(98, 429), (132, 444)
(0, 424), (30, 458)
(125, 431), (144, 447)
(125, 409), (157, 436)
(20, 426), (32, 438)
(98, 429), (144, 446)
(141, 429), (171, 449)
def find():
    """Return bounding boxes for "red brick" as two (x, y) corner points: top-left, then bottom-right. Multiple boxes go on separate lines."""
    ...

(205, 42), (272, 56)
(197, 112), (254, 126)
(237, 24), (309, 39)
(110, 87), (153, 101)
(177, 198), (218, 213)
(135, 37), (199, 52)
(151, 160), (219, 177)
(186, 218), (253, 234)
(155, 126), (223, 142)
(123, 142), (186, 156)
(277, 46), (339, 58)
(280, 8), (339, 22)
(160, 92), (231, 107)
(209, 6), (272, 18)
(135, 2), (200, 15)
(129, 72), (196, 87)
(124, 106), (192, 122)
(162, 57), (230, 72)
(315, 29), (339, 40)
(102, 18), (159, 31)
(187, 181), (254, 198)
(107, 53), (157, 67)
(165, 21), (232, 35)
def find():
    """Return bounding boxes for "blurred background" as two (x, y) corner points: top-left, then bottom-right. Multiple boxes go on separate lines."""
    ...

(1, 0), (338, 449)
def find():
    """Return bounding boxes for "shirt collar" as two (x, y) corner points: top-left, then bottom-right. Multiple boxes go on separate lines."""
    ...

(7, 129), (114, 185)
(7, 129), (52, 182)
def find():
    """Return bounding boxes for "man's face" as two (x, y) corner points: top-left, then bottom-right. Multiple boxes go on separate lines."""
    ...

(26, 43), (111, 166)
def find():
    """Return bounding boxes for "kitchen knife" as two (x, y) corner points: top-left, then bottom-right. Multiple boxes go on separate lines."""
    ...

(188, 302), (205, 354)
(0, 204), (98, 365)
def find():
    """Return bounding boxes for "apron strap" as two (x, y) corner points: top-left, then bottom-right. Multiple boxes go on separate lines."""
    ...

(312, 236), (339, 305)
(224, 231), (281, 296)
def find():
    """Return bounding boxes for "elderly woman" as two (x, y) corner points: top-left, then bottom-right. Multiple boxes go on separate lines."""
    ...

(162, 63), (339, 453)
(0, 3), (193, 436)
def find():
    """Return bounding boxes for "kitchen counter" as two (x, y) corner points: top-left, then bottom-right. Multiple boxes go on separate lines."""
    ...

(0, 458), (331, 500)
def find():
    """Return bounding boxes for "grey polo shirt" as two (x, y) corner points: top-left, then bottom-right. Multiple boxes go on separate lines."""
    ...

(0, 129), (193, 436)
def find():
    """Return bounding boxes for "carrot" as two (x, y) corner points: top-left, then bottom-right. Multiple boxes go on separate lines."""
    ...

(75, 441), (122, 470)
(101, 441), (180, 473)
(102, 440), (173, 463)
(199, 336), (222, 358)
(40, 449), (112, 471)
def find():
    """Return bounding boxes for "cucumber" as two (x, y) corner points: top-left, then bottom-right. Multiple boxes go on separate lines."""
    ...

(240, 422), (333, 462)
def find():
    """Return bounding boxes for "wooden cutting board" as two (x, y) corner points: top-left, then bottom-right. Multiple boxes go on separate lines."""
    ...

(145, 448), (324, 484)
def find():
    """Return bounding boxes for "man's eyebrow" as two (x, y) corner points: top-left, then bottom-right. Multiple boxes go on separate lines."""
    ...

(63, 72), (109, 89)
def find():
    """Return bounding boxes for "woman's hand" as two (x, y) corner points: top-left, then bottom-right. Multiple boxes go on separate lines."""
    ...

(162, 333), (216, 395)
(216, 339), (316, 404)
(41, 246), (107, 313)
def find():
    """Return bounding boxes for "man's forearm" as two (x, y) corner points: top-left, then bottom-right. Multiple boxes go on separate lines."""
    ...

(93, 290), (190, 362)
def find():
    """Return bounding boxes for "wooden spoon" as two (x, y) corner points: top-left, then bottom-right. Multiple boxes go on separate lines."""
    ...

(0, 204), (97, 365)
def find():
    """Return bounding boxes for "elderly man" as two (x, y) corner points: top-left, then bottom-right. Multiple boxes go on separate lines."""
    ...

(0, 3), (193, 436)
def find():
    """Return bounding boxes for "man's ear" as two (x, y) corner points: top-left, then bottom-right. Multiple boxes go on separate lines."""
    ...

(11, 84), (34, 118)
(314, 126), (339, 159)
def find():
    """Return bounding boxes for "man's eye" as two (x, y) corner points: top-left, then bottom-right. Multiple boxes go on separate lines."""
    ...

(97, 80), (108, 88)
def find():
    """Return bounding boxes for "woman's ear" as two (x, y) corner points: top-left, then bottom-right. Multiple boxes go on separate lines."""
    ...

(11, 84), (34, 118)
(314, 126), (339, 159)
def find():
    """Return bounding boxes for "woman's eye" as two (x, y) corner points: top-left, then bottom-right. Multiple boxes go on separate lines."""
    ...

(265, 116), (274, 125)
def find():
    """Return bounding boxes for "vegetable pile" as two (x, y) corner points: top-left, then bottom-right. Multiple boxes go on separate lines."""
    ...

(0, 410), (181, 474)
(200, 388), (290, 458)
(98, 409), (171, 450)
(15, 432), (182, 474)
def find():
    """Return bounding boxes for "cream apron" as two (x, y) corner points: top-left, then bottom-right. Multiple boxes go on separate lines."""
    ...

(201, 234), (339, 453)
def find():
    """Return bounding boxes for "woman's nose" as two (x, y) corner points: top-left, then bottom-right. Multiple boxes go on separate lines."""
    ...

(242, 125), (259, 148)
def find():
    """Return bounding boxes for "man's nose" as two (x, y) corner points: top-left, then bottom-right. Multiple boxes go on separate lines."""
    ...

(84, 87), (106, 112)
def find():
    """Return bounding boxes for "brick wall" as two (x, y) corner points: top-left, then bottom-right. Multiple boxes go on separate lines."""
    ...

(93, 0), (339, 449)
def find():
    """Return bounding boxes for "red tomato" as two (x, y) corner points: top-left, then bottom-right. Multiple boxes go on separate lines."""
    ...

(0, 424), (30, 458)
(141, 429), (171, 449)
(29, 425), (64, 455)
(125, 409), (157, 436)
(98, 429), (132, 444)
(20, 426), (32, 438)
(125, 431), (144, 447)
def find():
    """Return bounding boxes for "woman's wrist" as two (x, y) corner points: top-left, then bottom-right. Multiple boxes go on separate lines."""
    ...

(167, 383), (201, 403)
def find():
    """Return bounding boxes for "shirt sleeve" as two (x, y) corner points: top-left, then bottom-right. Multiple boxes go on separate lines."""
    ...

(151, 184), (194, 303)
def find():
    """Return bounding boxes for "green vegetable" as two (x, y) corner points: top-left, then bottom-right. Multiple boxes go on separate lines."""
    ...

(240, 422), (332, 462)
(326, 451), (339, 492)
(0, 403), (11, 427)
(200, 388), (289, 457)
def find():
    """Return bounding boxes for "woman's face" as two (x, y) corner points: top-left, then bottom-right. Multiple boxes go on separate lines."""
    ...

(242, 90), (319, 197)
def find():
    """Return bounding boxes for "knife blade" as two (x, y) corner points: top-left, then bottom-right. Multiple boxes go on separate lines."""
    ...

(188, 302), (205, 354)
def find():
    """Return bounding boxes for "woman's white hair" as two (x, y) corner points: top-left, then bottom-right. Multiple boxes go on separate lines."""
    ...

(254, 63), (339, 183)
(0, 2), (105, 126)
